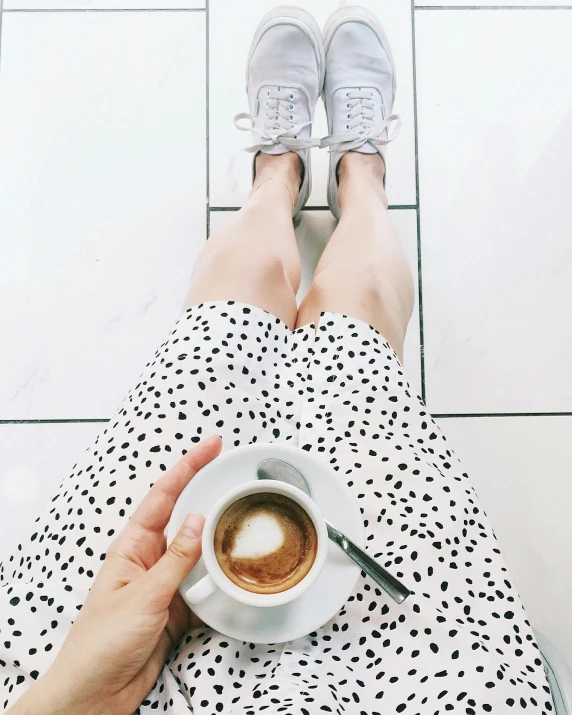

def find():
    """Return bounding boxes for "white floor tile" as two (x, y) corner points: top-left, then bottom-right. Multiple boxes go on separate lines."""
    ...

(416, 10), (572, 413)
(0, 12), (206, 419)
(209, 208), (422, 395)
(4, 1), (204, 9)
(0, 423), (102, 565)
(209, 0), (416, 208)
(437, 416), (572, 665)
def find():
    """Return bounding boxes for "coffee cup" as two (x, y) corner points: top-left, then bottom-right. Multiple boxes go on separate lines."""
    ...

(184, 480), (328, 608)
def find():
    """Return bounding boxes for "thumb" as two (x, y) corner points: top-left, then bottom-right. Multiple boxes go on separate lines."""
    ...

(144, 512), (206, 609)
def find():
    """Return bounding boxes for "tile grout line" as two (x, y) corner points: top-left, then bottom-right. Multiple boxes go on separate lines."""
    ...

(0, 0), (3, 75)
(434, 412), (572, 418)
(205, 0), (210, 239)
(210, 204), (419, 212)
(3, 6), (206, 12)
(4, 412), (572, 425)
(410, 0), (426, 404)
(415, 5), (572, 10)
(4, 5), (568, 11)
(0, 419), (110, 424)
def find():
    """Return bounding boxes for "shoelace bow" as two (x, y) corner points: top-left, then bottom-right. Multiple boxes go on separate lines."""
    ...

(320, 89), (401, 152)
(234, 87), (320, 153)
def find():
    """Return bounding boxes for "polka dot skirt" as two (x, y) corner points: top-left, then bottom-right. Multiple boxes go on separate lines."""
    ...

(0, 302), (553, 714)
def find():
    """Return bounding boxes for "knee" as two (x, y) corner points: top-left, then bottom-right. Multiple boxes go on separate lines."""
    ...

(195, 242), (290, 288)
(309, 260), (415, 339)
(313, 260), (414, 315)
(310, 261), (381, 305)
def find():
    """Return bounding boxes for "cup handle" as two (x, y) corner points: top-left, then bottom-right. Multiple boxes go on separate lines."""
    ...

(184, 575), (217, 606)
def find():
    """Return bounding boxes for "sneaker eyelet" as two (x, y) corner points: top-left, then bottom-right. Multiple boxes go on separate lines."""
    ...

(289, 104), (294, 110)
(289, 93), (294, 100)
(345, 124), (349, 130)
(345, 92), (350, 98)
(290, 114), (294, 121)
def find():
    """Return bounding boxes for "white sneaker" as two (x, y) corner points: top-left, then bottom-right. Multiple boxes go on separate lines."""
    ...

(321, 6), (401, 219)
(234, 6), (325, 222)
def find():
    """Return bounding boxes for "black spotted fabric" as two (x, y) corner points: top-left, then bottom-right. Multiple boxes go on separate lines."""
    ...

(0, 301), (553, 714)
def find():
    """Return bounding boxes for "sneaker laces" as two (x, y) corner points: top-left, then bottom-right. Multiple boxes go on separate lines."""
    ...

(320, 89), (401, 153)
(234, 87), (320, 154)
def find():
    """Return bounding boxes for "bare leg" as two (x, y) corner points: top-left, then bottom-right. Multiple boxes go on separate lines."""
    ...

(296, 152), (415, 362)
(183, 152), (302, 329)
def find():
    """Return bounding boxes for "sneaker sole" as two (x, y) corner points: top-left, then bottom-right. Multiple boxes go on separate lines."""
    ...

(246, 6), (326, 92)
(322, 5), (397, 133)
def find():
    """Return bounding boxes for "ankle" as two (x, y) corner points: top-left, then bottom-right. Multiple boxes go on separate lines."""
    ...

(338, 151), (386, 185)
(337, 152), (388, 210)
(252, 152), (303, 204)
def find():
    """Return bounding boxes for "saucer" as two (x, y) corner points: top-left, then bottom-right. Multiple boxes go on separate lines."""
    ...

(166, 443), (364, 644)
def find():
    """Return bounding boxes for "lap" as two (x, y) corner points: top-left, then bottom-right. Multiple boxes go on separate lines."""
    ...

(0, 301), (551, 714)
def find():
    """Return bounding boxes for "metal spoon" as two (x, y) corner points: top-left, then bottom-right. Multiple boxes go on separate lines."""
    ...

(257, 458), (410, 605)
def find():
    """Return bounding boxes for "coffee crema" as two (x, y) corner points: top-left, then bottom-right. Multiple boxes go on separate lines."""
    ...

(213, 492), (318, 595)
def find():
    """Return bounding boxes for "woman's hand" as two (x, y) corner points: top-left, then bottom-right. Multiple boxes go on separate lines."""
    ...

(9, 435), (222, 715)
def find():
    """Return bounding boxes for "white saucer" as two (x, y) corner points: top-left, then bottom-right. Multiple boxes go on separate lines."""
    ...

(166, 444), (364, 645)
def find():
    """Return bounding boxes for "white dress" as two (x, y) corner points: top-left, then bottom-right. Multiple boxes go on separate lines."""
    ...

(0, 302), (553, 714)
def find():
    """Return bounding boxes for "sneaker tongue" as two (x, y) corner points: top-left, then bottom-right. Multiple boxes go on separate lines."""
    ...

(336, 85), (382, 153)
(353, 142), (377, 155)
(256, 84), (298, 155)
(259, 143), (290, 156)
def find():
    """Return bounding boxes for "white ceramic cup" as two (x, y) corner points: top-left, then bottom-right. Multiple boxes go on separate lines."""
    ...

(185, 479), (328, 608)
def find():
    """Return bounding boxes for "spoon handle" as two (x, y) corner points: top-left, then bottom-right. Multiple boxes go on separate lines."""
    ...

(326, 521), (411, 604)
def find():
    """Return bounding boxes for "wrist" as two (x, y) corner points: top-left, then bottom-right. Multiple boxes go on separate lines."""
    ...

(8, 669), (109, 715)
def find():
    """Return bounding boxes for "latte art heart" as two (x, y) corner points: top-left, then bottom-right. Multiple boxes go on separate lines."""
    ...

(230, 513), (285, 559)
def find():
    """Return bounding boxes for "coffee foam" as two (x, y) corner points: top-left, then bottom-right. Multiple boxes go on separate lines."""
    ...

(214, 492), (318, 595)
(230, 513), (284, 559)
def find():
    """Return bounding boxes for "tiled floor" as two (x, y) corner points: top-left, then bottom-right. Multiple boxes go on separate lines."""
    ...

(1, 0), (571, 665)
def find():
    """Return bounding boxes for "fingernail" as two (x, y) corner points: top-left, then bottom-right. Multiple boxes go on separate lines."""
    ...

(182, 512), (204, 538)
